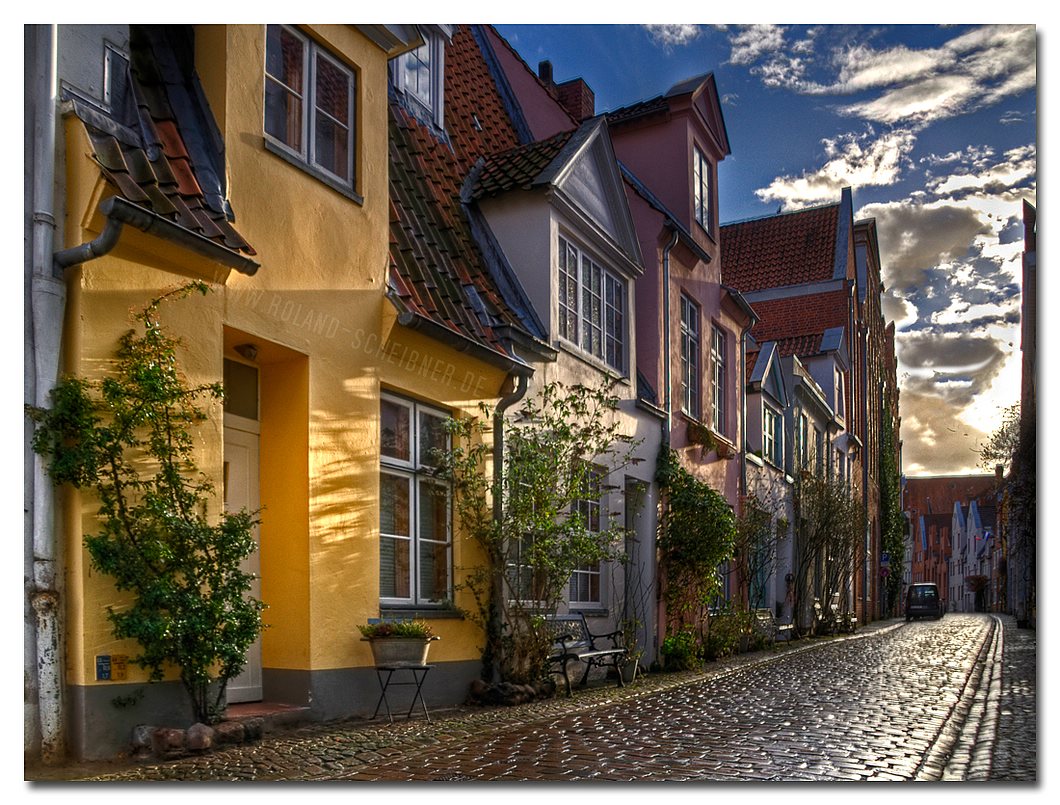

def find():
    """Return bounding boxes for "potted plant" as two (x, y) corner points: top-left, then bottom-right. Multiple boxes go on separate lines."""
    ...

(358, 620), (439, 666)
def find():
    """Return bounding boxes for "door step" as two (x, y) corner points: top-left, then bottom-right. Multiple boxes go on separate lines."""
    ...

(225, 701), (311, 731)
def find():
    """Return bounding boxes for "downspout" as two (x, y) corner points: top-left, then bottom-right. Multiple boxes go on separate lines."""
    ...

(488, 368), (530, 684)
(29, 23), (66, 766)
(661, 228), (679, 442)
(656, 227), (679, 661)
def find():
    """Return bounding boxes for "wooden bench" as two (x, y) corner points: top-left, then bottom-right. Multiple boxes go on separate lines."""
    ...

(544, 613), (627, 696)
(753, 608), (794, 643)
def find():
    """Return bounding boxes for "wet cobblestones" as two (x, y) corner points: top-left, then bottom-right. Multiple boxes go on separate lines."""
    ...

(32, 614), (1035, 782)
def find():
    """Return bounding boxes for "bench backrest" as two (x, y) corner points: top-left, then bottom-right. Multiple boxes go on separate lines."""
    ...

(543, 614), (591, 650)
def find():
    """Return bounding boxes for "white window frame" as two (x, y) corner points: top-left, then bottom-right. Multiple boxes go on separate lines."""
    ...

(379, 393), (452, 606)
(557, 234), (628, 374)
(679, 293), (701, 418)
(569, 467), (604, 607)
(710, 324), (728, 435)
(392, 30), (446, 129)
(693, 144), (713, 234)
(265, 24), (357, 191)
(763, 405), (782, 467)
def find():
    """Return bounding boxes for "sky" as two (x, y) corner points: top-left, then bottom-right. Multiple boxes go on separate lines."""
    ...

(495, 22), (1037, 478)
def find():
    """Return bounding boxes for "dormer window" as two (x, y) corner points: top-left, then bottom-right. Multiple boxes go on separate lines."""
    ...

(392, 28), (446, 129)
(693, 144), (713, 234)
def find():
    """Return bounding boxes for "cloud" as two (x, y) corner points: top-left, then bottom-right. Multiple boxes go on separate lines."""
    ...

(899, 388), (993, 475)
(726, 24), (786, 65)
(755, 128), (916, 208)
(732, 24), (1035, 128)
(896, 331), (1011, 474)
(643, 24), (703, 50)
(856, 201), (992, 289)
(927, 144), (1036, 200)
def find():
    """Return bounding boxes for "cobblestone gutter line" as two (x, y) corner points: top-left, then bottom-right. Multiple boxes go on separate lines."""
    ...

(913, 616), (997, 781)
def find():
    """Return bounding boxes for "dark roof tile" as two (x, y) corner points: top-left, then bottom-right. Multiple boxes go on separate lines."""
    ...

(387, 26), (537, 360)
(74, 27), (254, 260)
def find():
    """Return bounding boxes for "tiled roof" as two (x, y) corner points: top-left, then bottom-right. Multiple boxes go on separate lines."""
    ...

(444, 27), (529, 175)
(467, 129), (574, 199)
(745, 348), (760, 385)
(720, 204), (840, 292)
(748, 291), (848, 357)
(73, 27), (254, 258)
(605, 94), (669, 127)
(387, 26), (536, 359)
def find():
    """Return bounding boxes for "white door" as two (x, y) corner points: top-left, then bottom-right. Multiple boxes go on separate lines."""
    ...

(224, 415), (262, 703)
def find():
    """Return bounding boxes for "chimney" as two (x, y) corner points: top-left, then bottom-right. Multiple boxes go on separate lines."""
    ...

(538, 60), (595, 121)
(557, 78), (595, 122)
(538, 60), (554, 87)
(995, 463), (1004, 481)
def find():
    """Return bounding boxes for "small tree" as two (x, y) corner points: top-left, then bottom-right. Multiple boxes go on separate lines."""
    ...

(978, 404), (1021, 471)
(791, 472), (862, 635)
(27, 283), (264, 723)
(439, 380), (638, 685)
(732, 495), (781, 613)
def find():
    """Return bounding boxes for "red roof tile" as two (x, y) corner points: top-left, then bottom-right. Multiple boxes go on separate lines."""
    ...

(387, 27), (531, 358)
(748, 291), (848, 357)
(721, 204), (840, 292)
(468, 129), (573, 199)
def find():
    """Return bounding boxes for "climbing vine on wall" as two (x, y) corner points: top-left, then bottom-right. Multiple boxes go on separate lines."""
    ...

(27, 283), (264, 723)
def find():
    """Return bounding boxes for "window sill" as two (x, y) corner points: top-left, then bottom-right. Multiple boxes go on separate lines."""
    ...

(554, 340), (630, 386)
(380, 607), (464, 620)
(263, 138), (364, 205)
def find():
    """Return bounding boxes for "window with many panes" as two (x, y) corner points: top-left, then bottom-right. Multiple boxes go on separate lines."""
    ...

(710, 325), (727, 435)
(693, 145), (713, 234)
(763, 405), (782, 466)
(679, 294), (701, 418)
(558, 235), (627, 374)
(795, 412), (809, 468)
(391, 29), (446, 129)
(265, 25), (356, 192)
(379, 394), (451, 605)
(569, 467), (603, 606)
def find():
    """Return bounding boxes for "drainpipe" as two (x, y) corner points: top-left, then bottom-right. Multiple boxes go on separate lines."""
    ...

(28, 24), (68, 767)
(488, 368), (530, 683)
(661, 228), (679, 442)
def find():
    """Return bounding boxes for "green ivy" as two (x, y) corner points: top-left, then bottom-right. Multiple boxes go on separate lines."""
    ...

(879, 407), (905, 616)
(27, 283), (264, 724)
(655, 447), (736, 650)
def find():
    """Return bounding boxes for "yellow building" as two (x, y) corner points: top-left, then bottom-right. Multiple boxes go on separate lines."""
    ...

(39, 23), (531, 762)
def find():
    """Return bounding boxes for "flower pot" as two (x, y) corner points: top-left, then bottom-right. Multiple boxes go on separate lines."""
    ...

(366, 637), (437, 666)
(620, 661), (639, 685)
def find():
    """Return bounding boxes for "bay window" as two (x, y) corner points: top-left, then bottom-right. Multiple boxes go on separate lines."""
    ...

(558, 235), (628, 374)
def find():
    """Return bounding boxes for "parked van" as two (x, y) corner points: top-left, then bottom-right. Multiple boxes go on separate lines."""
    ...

(905, 582), (943, 620)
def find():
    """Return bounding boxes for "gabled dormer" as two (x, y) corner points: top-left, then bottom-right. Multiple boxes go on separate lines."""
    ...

(607, 73), (731, 255)
(746, 341), (789, 470)
(467, 116), (643, 377)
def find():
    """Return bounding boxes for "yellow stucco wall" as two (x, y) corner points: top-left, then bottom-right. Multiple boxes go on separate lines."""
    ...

(61, 24), (506, 691)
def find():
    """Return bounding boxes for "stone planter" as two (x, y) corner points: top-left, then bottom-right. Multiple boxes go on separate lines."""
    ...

(365, 636), (439, 666)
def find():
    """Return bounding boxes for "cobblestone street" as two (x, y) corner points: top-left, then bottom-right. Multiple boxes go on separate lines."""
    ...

(33, 613), (1035, 783)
